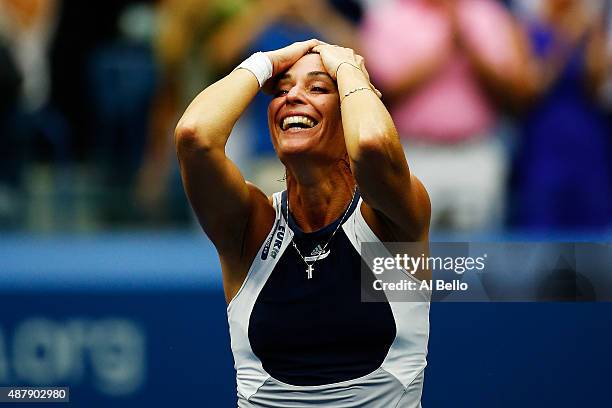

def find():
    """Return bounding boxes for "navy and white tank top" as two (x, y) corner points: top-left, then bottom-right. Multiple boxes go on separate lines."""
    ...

(227, 191), (430, 407)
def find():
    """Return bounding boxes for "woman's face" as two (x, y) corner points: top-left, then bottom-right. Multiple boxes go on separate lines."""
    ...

(267, 53), (345, 164)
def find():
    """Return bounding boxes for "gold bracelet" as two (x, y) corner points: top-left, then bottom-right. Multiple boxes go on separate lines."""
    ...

(335, 61), (361, 78)
(341, 86), (373, 103)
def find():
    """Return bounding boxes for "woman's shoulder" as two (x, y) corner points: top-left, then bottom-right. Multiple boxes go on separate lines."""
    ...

(244, 182), (278, 248)
(221, 182), (277, 303)
(245, 181), (278, 210)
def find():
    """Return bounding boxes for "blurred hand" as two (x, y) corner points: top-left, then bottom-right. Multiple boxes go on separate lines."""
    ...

(312, 43), (382, 98)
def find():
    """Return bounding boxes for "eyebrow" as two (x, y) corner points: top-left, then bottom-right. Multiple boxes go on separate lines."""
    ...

(307, 71), (333, 80)
(277, 71), (334, 83)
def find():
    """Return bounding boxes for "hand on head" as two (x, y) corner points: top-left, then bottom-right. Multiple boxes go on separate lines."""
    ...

(263, 40), (381, 98)
(312, 43), (382, 98)
(264, 39), (321, 78)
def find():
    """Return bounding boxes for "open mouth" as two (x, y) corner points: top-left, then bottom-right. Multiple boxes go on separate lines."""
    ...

(280, 115), (319, 131)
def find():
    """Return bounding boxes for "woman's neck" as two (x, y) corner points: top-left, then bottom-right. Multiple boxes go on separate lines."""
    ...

(285, 165), (356, 233)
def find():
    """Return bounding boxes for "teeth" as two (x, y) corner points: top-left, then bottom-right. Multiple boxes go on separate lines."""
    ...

(281, 116), (316, 131)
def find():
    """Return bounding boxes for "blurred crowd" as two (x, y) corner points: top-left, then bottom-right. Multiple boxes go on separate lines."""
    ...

(0, 0), (611, 233)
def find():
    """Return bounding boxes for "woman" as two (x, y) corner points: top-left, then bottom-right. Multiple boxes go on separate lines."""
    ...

(175, 39), (431, 407)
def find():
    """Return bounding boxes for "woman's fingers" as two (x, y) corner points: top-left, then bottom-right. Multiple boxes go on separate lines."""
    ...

(372, 86), (383, 99)
(300, 38), (323, 52)
(316, 47), (382, 99)
(262, 39), (321, 93)
(313, 44), (357, 79)
(280, 39), (318, 66)
(266, 39), (321, 76)
(265, 41), (382, 99)
(295, 39), (325, 56)
(357, 56), (370, 82)
(311, 44), (327, 54)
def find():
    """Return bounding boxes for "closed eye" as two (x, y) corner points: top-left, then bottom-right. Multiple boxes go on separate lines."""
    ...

(311, 86), (328, 93)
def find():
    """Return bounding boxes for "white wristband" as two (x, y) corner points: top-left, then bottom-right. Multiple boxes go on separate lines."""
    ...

(234, 52), (273, 87)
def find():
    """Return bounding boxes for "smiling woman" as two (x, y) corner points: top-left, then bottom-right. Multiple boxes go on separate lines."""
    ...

(175, 40), (431, 407)
(268, 56), (344, 160)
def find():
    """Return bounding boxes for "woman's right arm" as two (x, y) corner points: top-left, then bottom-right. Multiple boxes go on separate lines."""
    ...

(175, 68), (260, 255)
(175, 40), (320, 256)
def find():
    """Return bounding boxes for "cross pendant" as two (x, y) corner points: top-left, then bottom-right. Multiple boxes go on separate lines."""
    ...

(306, 264), (314, 279)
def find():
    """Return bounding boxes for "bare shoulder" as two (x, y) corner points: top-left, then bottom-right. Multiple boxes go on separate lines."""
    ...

(245, 182), (277, 238)
(360, 175), (430, 243)
(219, 182), (276, 303)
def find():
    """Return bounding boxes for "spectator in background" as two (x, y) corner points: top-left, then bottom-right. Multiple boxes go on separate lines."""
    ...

(86, 2), (161, 224)
(361, 0), (531, 232)
(602, 0), (612, 110)
(137, 0), (286, 216)
(135, 0), (236, 220)
(604, 1), (612, 182)
(0, 0), (60, 227)
(0, 0), (58, 114)
(513, 0), (611, 231)
(49, 0), (153, 162)
(0, 33), (22, 226)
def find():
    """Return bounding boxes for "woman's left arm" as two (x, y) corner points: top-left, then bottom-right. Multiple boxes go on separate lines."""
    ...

(314, 45), (431, 242)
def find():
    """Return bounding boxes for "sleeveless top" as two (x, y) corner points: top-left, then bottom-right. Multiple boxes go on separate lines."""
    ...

(227, 191), (430, 407)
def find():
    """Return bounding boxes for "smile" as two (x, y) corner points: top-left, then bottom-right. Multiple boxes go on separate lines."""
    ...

(280, 115), (319, 131)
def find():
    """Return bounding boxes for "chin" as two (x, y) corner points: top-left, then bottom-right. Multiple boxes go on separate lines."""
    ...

(279, 141), (319, 159)
(275, 128), (322, 155)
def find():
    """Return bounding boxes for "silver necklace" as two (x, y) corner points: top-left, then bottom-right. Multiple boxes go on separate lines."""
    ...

(286, 186), (358, 279)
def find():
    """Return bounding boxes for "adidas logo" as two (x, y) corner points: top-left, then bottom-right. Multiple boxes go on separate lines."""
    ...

(311, 244), (324, 256)
(305, 244), (330, 262)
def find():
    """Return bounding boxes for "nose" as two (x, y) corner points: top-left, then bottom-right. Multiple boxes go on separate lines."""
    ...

(285, 84), (306, 105)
